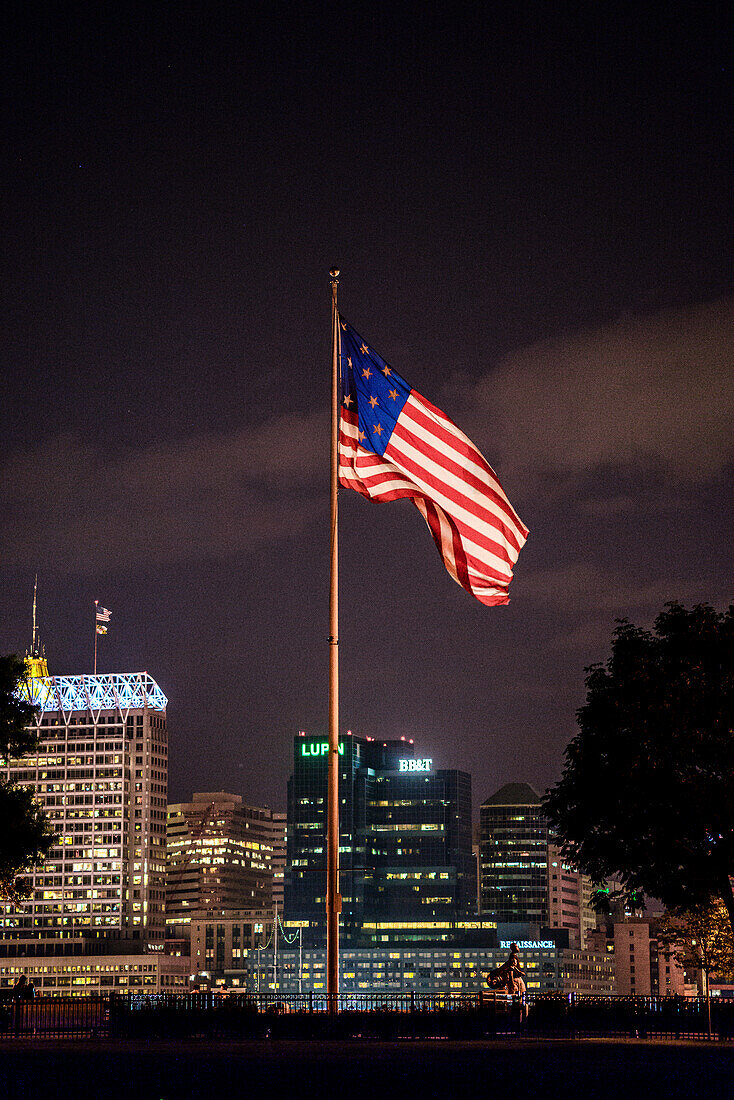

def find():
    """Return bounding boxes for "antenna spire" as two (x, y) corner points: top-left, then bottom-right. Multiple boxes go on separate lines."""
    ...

(26, 575), (49, 679)
(32, 574), (38, 655)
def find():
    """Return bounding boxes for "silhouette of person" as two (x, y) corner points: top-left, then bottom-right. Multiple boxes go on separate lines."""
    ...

(12, 976), (28, 999)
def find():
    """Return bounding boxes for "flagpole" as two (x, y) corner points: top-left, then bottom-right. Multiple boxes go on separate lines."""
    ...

(94, 600), (98, 676)
(327, 267), (341, 1005)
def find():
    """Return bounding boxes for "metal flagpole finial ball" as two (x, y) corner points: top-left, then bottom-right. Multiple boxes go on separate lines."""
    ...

(329, 268), (340, 279)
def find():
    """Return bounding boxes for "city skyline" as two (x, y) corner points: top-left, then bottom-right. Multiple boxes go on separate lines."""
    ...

(1, 7), (732, 810)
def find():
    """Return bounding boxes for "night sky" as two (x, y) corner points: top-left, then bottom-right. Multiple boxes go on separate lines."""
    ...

(1, 6), (732, 812)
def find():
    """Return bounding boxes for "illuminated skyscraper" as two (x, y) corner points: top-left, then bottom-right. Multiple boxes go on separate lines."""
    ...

(285, 732), (474, 946)
(479, 782), (549, 925)
(165, 792), (277, 931)
(0, 666), (187, 994)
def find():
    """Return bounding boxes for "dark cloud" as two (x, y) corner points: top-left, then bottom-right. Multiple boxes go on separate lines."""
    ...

(0, 413), (327, 570)
(521, 562), (730, 651)
(3, 298), (732, 586)
(459, 297), (734, 487)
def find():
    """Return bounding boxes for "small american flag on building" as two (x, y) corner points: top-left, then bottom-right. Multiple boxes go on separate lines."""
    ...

(338, 318), (528, 606)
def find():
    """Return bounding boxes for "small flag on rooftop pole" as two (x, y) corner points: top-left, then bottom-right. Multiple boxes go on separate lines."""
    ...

(94, 602), (111, 674)
(338, 318), (528, 605)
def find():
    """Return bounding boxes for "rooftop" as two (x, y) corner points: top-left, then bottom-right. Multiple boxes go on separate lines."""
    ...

(20, 672), (168, 714)
(482, 782), (542, 807)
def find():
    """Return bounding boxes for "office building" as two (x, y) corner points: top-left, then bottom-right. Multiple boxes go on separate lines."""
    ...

(0, 662), (188, 994)
(268, 811), (287, 915)
(166, 792), (277, 932)
(480, 783), (549, 925)
(547, 843), (597, 948)
(471, 820), (482, 914)
(190, 907), (272, 978)
(1, 952), (189, 994)
(587, 918), (687, 997)
(212, 933), (615, 996)
(285, 732), (474, 946)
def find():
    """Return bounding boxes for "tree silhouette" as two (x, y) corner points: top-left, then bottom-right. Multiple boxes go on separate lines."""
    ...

(0, 654), (54, 902)
(658, 900), (734, 1036)
(544, 603), (734, 935)
(657, 900), (734, 987)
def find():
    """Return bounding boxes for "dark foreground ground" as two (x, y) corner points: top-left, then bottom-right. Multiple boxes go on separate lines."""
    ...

(1, 1038), (732, 1099)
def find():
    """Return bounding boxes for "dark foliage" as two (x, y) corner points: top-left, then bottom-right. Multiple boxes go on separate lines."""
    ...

(0, 654), (40, 762)
(0, 781), (54, 902)
(0, 654), (54, 901)
(544, 603), (734, 933)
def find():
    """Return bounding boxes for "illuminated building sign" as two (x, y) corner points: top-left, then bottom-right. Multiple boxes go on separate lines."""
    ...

(500, 940), (554, 950)
(301, 742), (344, 757)
(399, 758), (432, 772)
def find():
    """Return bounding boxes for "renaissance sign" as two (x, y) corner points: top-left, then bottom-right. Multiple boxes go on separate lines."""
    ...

(399, 758), (432, 772)
(500, 940), (554, 950)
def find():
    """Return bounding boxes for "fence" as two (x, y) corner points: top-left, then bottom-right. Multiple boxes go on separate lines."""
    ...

(0, 991), (731, 1041)
(0, 994), (108, 1039)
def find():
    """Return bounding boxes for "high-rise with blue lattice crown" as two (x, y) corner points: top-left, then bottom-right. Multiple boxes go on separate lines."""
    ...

(0, 657), (187, 994)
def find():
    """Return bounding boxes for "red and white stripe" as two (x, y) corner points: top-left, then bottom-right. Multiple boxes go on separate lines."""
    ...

(339, 390), (528, 606)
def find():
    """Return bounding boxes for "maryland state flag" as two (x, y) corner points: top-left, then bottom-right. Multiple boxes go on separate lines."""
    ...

(338, 319), (527, 606)
(95, 605), (111, 635)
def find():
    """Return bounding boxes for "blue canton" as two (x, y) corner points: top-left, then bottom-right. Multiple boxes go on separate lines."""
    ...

(339, 319), (411, 455)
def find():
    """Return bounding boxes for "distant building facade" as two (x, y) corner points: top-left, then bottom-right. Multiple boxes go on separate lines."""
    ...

(1, 952), (188, 995)
(210, 934), (614, 996)
(0, 663), (188, 995)
(267, 811), (287, 916)
(547, 843), (597, 948)
(166, 792), (277, 933)
(285, 732), (474, 946)
(588, 918), (687, 997)
(471, 821), (482, 914)
(480, 783), (549, 926)
(190, 908), (272, 978)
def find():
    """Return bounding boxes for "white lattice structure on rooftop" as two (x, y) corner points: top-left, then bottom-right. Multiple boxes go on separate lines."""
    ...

(21, 672), (168, 715)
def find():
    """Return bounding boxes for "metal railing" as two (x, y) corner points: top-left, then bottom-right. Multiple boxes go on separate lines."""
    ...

(0, 994), (109, 1038)
(0, 991), (732, 1041)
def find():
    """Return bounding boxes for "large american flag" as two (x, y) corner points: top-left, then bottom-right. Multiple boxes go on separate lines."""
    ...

(338, 318), (528, 606)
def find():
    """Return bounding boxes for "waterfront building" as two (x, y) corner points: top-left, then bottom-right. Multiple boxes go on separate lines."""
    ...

(211, 933), (615, 996)
(479, 783), (549, 925)
(0, 661), (189, 994)
(165, 792), (277, 933)
(285, 732), (474, 946)
(1, 952), (188, 994)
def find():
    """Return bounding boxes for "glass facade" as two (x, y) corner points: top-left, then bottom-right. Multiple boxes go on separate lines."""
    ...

(479, 783), (549, 925)
(285, 734), (474, 946)
(0, 671), (183, 995)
